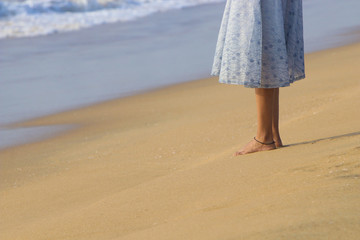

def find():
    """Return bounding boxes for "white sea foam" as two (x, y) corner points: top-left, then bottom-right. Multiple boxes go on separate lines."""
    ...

(0, 0), (225, 39)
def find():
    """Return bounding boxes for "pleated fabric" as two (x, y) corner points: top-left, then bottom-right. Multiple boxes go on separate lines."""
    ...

(211, 0), (305, 88)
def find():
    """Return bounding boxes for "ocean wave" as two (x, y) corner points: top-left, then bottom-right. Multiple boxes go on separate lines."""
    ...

(0, 0), (225, 39)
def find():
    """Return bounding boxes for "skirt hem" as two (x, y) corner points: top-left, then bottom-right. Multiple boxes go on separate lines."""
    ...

(216, 74), (306, 88)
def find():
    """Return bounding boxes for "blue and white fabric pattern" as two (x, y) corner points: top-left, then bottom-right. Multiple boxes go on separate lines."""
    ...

(211, 0), (305, 88)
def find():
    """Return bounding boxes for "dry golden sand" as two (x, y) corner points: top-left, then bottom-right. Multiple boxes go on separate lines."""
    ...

(1, 42), (360, 240)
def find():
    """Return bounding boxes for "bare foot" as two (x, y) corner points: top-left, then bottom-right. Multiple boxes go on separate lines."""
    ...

(234, 138), (276, 156)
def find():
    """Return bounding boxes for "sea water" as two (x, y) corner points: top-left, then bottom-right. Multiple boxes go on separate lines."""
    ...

(0, 0), (224, 38)
(0, 0), (359, 149)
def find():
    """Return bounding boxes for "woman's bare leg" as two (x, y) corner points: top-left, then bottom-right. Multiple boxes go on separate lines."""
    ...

(255, 88), (275, 143)
(272, 88), (283, 147)
(235, 88), (276, 156)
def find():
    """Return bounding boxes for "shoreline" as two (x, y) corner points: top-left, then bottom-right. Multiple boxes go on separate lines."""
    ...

(1, 0), (360, 149)
(0, 2), (228, 151)
(1, 39), (360, 150)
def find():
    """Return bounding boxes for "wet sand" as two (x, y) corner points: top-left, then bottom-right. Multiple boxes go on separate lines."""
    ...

(1, 42), (360, 239)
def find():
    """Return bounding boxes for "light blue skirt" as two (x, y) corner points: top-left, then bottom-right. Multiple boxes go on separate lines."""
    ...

(211, 0), (305, 88)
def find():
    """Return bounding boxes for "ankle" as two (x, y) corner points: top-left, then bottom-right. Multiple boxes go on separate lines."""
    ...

(254, 137), (275, 145)
(255, 133), (273, 143)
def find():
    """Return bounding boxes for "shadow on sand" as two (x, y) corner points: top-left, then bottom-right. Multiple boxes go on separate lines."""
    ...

(283, 131), (360, 148)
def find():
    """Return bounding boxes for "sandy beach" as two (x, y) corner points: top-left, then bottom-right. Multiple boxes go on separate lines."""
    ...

(1, 40), (360, 240)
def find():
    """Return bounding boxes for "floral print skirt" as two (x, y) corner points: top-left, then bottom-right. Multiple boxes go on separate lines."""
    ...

(211, 0), (305, 88)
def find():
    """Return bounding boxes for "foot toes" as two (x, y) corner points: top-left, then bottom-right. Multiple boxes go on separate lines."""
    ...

(234, 150), (244, 156)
